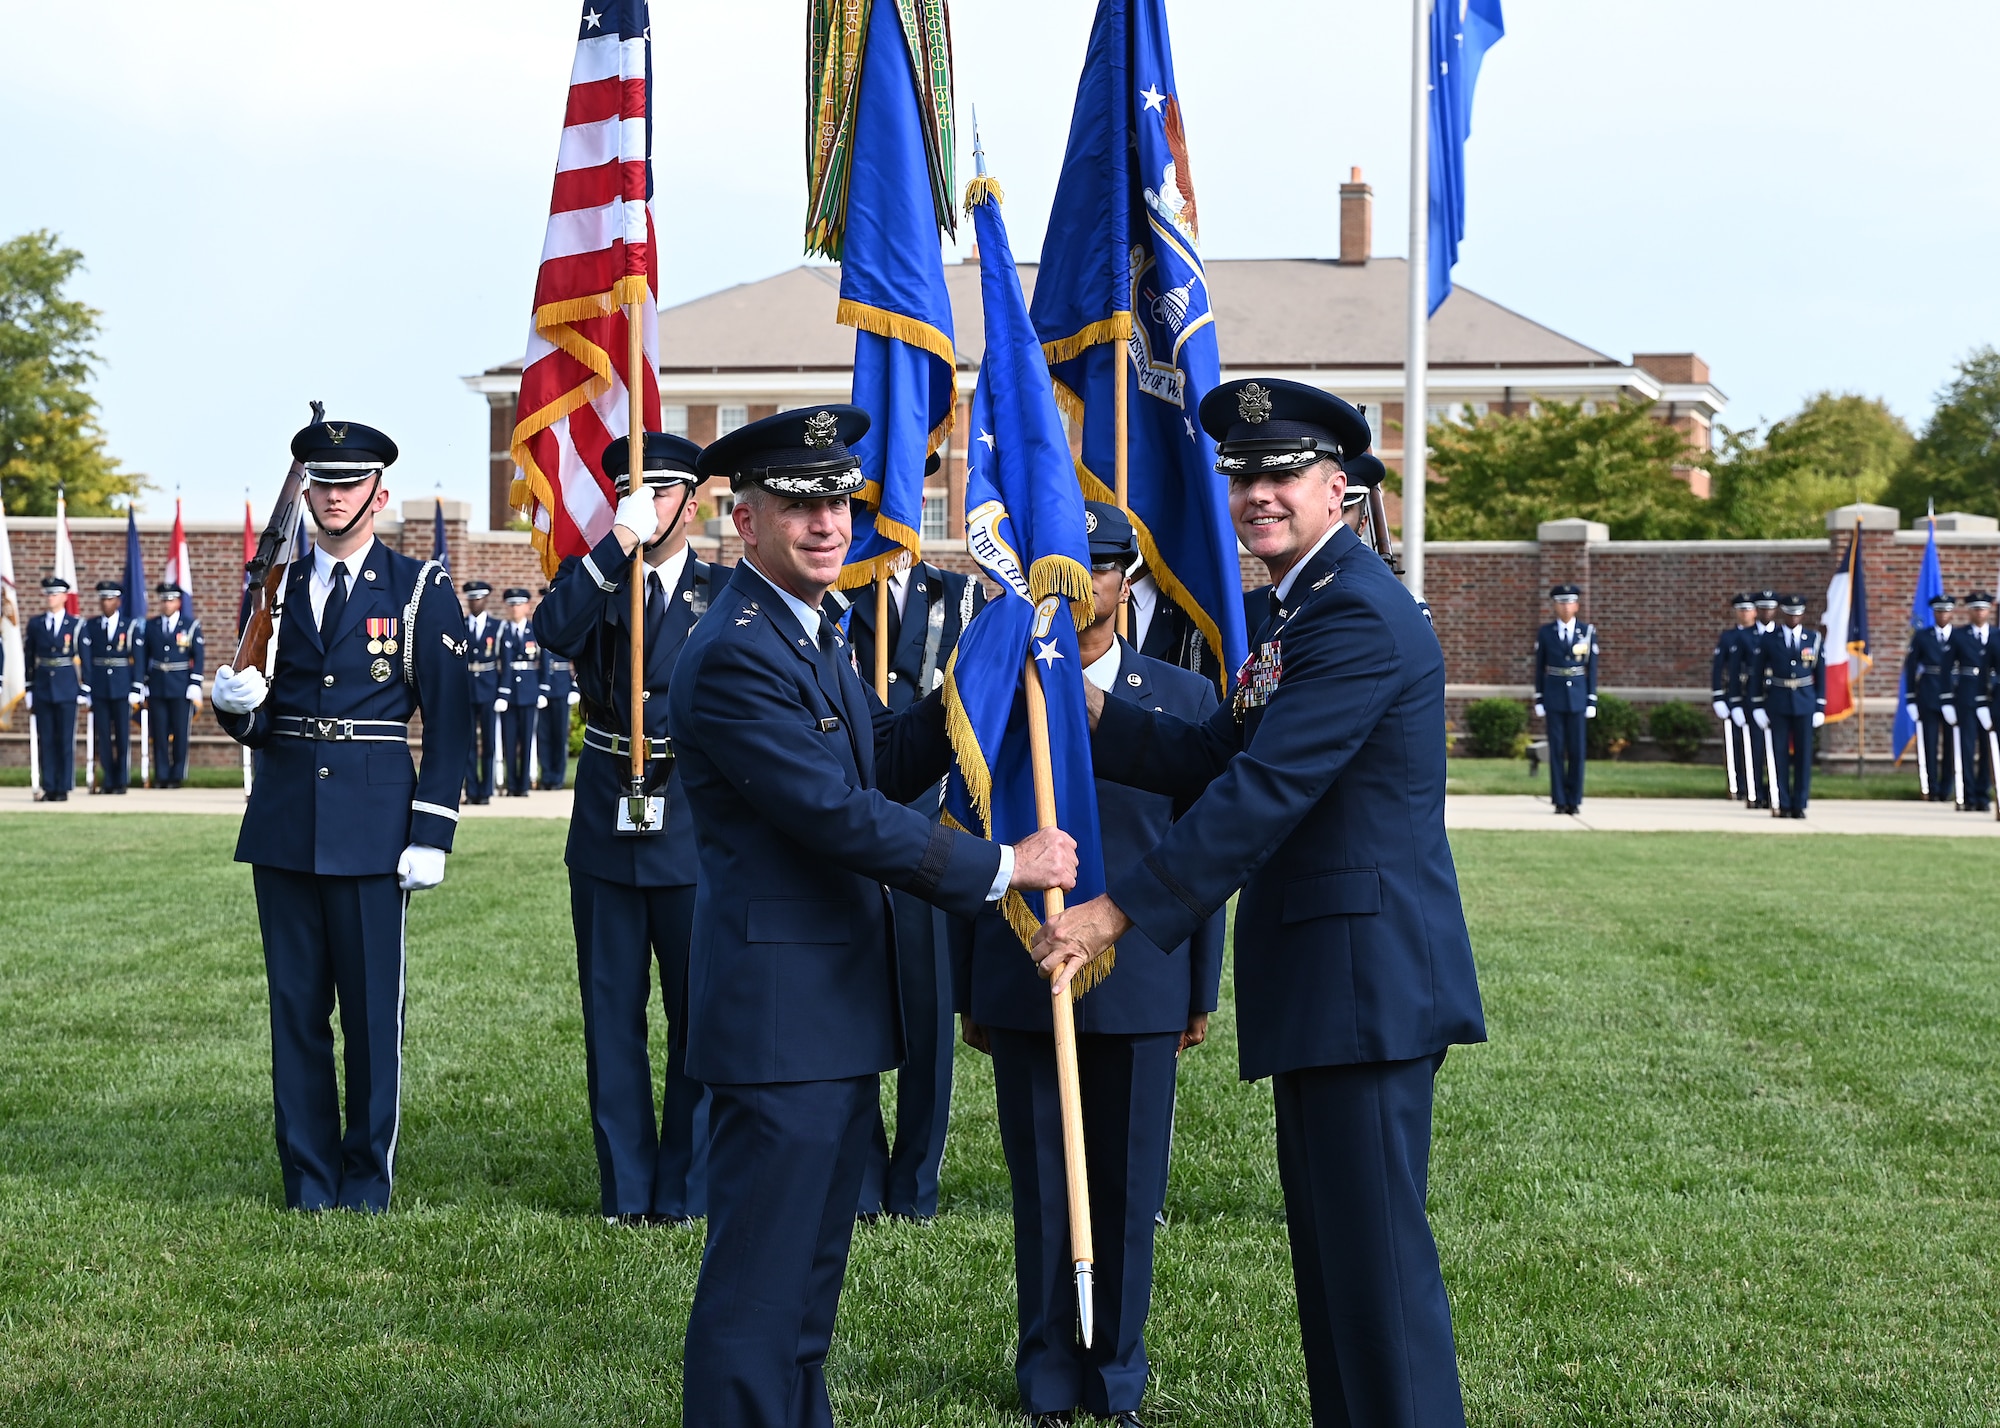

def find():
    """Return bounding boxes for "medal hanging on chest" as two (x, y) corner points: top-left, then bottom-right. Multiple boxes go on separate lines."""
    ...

(364, 617), (400, 656)
(1232, 639), (1284, 722)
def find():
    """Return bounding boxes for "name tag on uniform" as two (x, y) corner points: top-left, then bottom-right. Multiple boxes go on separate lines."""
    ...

(1232, 639), (1283, 722)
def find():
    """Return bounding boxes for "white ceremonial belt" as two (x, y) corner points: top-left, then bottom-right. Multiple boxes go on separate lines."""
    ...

(1774, 676), (1815, 690)
(583, 724), (671, 759)
(271, 716), (409, 743)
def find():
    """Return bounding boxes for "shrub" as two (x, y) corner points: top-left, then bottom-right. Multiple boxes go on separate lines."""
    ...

(1646, 700), (1710, 761)
(1587, 693), (1642, 760)
(1464, 698), (1530, 758)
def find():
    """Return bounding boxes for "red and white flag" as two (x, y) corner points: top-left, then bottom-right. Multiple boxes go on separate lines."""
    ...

(509, 0), (659, 578)
(161, 496), (195, 619)
(0, 493), (23, 719)
(53, 487), (78, 616)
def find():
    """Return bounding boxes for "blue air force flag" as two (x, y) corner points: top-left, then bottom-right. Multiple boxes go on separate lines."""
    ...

(1893, 510), (1944, 764)
(1428, 0), (1506, 314)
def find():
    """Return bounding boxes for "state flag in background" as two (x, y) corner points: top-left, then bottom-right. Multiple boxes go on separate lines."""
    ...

(1892, 508), (1943, 764)
(433, 497), (450, 568)
(1821, 521), (1869, 723)
(53, 487), (78, 616)
(0, 494), (23, 722)
(161, 497), (194, 620)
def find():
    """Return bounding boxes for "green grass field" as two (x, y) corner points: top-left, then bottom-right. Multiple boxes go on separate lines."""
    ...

(1447, 757), (1924, 800)
(2, 817), (1996, 1425)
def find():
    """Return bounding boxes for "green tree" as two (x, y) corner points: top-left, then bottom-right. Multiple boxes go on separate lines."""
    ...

(1407, 397), (1710, 540)
(1881, 347), (2000, 520)
(0, 231), (140, 515)
(1705, 392), (1913, 538)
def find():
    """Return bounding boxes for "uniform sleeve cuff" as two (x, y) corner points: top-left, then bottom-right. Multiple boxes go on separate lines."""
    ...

(986, 844), (1014, 903)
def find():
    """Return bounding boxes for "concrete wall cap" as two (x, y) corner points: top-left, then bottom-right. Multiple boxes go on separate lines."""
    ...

(1929, 511), (1999, 534)
(404, 498), (472, 523)
(1537, 518), (1610, 543)
(1824, 502), (1899, 532)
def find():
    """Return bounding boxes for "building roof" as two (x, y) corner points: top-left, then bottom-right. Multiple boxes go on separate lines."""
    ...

(481, 256), (1619, 377)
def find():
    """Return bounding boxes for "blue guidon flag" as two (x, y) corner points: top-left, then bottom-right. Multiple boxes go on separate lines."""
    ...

(945, 165), (1110, 987)
(1031, 0), (1244, 693)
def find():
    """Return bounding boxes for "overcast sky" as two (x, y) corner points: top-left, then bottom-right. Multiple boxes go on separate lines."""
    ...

(3, 0), (1995, 524)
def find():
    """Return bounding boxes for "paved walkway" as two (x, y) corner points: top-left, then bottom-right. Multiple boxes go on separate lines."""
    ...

(0, 786), (577, 820)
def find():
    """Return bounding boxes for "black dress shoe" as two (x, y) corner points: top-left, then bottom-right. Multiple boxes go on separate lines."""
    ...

(1108, 1414), (1148, 1428)
(650, 1214), (701, 1228)
(1026, 1414), (1072, 1427)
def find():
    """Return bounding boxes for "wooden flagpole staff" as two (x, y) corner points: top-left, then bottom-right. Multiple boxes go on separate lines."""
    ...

(622, 303), (655, 833)
(1022, 618), (1095, 1350)
(876, 575), (892, 702)
(1112, 317), (1130, 641)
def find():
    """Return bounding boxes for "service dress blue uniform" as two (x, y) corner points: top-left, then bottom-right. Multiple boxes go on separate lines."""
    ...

(143, 597), (206, 786)
(536, 635), (576, 790)
(534, 441), (719, 1222)
(80, 596), (144, 792)
(1749, 616), (1826, 815)
(1090, 379), (1486, 1428)
(1133, 577), (1223, 686)
(494, 610), (541, 797)
(964, 634), (1222, 1420)
(462, 589), (501, 803)
(24, 597), (83, 798)
(843, 558), (985, 1220)
(1710, 600), (1759, 802)
(1532, 607), (1598, 811)
(1949, 610), (1995, 810)
(670, 407), (1009, 1428)
(1902, 614), (1959, 801)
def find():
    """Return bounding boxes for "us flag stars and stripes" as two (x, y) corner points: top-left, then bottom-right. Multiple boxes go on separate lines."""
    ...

(509, 0), (660, 578)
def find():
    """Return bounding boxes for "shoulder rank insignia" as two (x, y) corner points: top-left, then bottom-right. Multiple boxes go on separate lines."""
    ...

(1311, 571), (1336, 592)
(444, 632), (467, 657)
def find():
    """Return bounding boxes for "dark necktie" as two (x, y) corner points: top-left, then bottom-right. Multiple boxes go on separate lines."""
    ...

(321, 563), (348, 642)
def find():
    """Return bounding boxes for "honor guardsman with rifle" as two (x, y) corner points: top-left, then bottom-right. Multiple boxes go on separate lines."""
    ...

(532, 431), (718, 1226)
(1950, 591), (1995, 812)
(142, 579), (205, 787)
(210, 409), (471, 1213)
(24, 575), (83, 801)
(1034, 378), (1486, 1428)
(1747, 593), (1826, 818)
(667, 407), (1077, 1428)
(80, 577), (144, 794)
(1710, 593), (1758, 801)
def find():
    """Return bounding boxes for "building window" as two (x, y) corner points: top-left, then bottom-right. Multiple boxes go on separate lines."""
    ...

(922, 490), (949, 542)
(663, 405), (688, 436)
(1363, 405), (1384, 449)
(718, 405), (748, 435)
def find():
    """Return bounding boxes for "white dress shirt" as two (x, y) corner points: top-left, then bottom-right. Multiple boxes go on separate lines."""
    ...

(647, 543), (693, 610)
(1083, 640), (1122, 692)
(309, 540), (375, 627)
(1129, 575), (1159, 650)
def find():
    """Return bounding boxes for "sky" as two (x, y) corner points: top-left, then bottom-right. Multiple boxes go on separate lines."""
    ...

(3, 0), (1996, 526)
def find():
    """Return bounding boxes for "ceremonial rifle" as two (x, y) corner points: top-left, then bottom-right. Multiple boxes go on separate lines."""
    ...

(228, 427), (310, 696)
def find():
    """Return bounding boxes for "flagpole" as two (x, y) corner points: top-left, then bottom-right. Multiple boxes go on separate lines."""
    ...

(1401, 0), (1431, 600)
(875, 577), (891, 701)
(1113, 324), (1130, 638)
(1022, 644), (1096, 1350)
(625, 302), (648, 807)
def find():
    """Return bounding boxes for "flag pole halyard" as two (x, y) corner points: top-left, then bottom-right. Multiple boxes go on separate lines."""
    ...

(1022, 640), (1095, 1350)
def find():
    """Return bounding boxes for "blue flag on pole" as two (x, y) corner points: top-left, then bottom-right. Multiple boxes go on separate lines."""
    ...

(433, 498), (450, 568)
(821, 0), (958, 587)
(1892, 508), (1943, 764)
(1428, 0), (1505, 315)
(1031, 0), (1243, 691)
(946, 170), (1108, 976)
(123, 508), (147, 629)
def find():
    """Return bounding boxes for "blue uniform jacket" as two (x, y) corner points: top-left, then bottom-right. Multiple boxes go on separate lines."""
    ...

(1903, 624), (1956, 714)
(80, 612), (144, 702)
(844, 562), (984, 712)
(1949, 625), (1994, 711)
(1711, 625), (1756, 707)
(538, 642), (575, 705)
(495, 620), (542, 705)
(668, 559), (1004, 1086)
(1749, 626), (1827, 717)
(1533, 620), (1599, 714)
(1090, 523), (1485, 1081)
(217, 540), (472, 875)
(464, 614), (502, 704)
(533, 531), (717, 887)
(23, 613), (83, 703)
(143, 615), (205, 700)
(959, 640), (1224, 1036)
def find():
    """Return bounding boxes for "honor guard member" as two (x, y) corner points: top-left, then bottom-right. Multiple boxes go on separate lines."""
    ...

(494, 588), (541, 797)
(1532, 585), (1598, 815)
(1949, 591), (1994, 811)
(143, 582), (205, 787)
(1902, 592), (1958, 802)
(534, 432), (718, 1224)
(842, 453), (988, 1222)
(1748, 593), (1826, 817)
(958, 500), (1223, 1427)
(669, 406), (1077, 1428)
(461, 578), (501, 803)
(1737, 591), (1781, 806)
(209, 415), (471, 1213)
(80, 578), (144, 794)
(1711, 593), (1757, 798)
(535, 587), (578, 790)
(24, 576), (83, 801)
(1034, 378), (1486, 1428)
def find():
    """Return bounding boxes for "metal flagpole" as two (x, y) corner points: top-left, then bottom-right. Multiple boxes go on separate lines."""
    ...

(1401, 0), (1432, 600)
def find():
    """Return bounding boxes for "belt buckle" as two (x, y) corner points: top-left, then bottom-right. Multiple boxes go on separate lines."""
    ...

(312, 716), (353, 740)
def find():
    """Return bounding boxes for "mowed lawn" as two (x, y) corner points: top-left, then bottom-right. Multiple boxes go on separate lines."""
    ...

(1, 817), (1996, 1426)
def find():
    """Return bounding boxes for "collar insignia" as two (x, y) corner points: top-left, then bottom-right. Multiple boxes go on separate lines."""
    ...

(804, 411), (839, 448)
(1237, 382), (1274, 425)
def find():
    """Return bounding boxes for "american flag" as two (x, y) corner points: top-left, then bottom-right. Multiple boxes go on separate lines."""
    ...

(510, 0), (659, 579)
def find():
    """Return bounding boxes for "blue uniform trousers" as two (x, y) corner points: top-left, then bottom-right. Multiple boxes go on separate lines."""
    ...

(1957, 713), (1993, 809)
(93, 701), (133, 790)
(1772, 713), (1814, 811)
(1741, 717), (1772, 805)
(500, 705), (536, 796)
(569, 872), (708, 1218)
(34, 699), (77, 794)
(990, 1028), (1178, 1417)
(1273, 1054), (1464, 1428)
(537, 703), (571, 789)
(465, 702), (497, 800)
(684, 1074), (878, 1428)
(251, 865), (408, 1213)
(856, 890), (954, 1218)
(150, 697), (193, 784)
(1917, 710), (1952, 799)
(1545, 710), (1586, 807)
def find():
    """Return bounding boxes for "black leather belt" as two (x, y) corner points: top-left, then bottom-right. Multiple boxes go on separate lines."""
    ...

(272, 716), (409, 743)
(583, 725), (671, 758)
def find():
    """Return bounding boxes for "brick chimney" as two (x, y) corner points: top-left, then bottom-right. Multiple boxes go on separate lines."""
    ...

(1338, 167), (1372, 265)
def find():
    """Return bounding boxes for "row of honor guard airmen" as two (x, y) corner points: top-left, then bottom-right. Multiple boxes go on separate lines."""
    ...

(458, 579), (577, 799)
(1903, 590), (1995, 810)
(1714, 590), (1830, 816)
(20, 573), (205, 798)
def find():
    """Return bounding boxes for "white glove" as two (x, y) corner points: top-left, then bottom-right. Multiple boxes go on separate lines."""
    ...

(1980, 707), (1993, 732)
(79, 692), (92, 710)
(495, 697), (509, 713)
(211, 664), (269, 715)
(1732, 707), (1746, 728)
(613, 487), (659, 546)
(1712, 700), (1729, 720)
(396, 844), (447, 892)
(1904, 703), (1919, 724)
(1942, 704), (1958, 726)
(1533, 702), (1545, 718)
(189, 685), (203, 706)
(22, 692), (31, 711)
(129, 690), (144, 708)
(1753, 708), (1771, 731)
(1812, 712), (1825, 728)
(1585, 705), (1598, 720)
(567, 690), (581, 706)
(537, 695), (549, 709)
